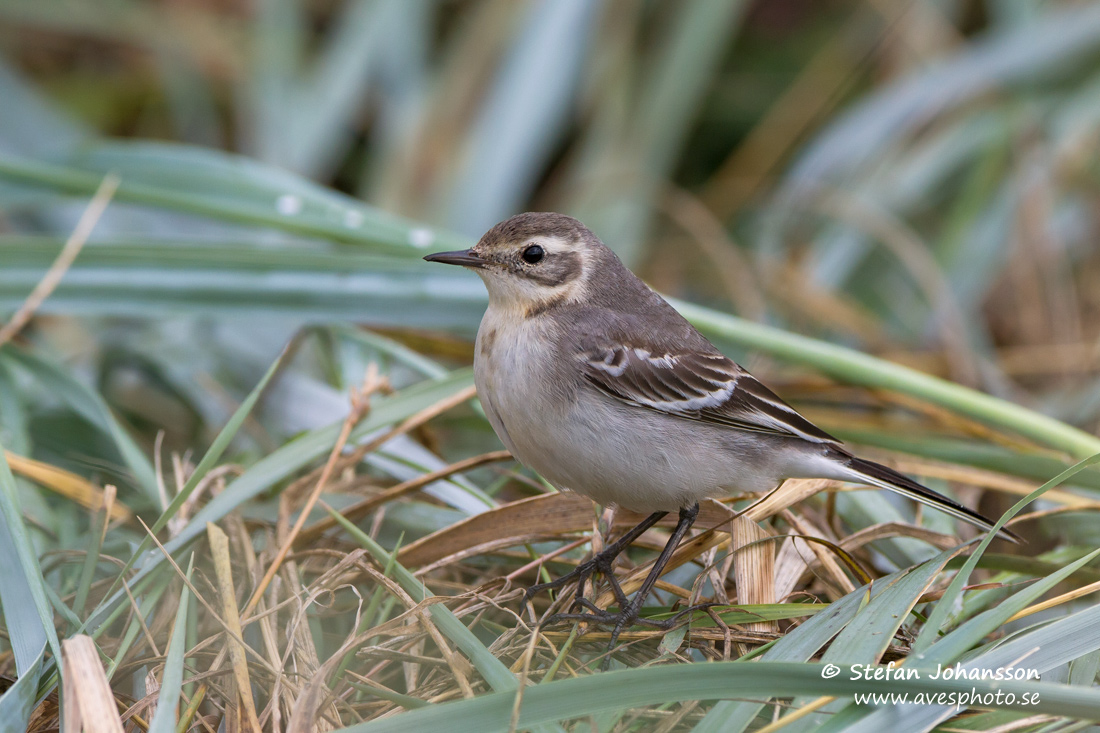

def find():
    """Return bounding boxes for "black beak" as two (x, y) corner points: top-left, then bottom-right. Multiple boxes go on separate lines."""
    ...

(422, 249), (487, 268)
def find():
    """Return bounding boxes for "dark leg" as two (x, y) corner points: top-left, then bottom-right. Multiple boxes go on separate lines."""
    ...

(523, 509), (668, 606)
(533, 504), (706, 666)
(606, 503), (698, 650)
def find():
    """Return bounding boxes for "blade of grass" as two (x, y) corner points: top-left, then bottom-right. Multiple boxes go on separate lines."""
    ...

(705, 550), (958, 733)
(914, 453), (1100, 652)
(2, 346), (158, 501)
(0, 647), (44, 733)
(73, 485), (114, 618)
(4, 451), (132, 522)
(86, 369), (474, 632)
(328, 325), (449, 379)
(847, 591), (1100, 733)
(692, 576), (889, 733)
(325, 505), (516, 693)
(146, 555), (192, 733)
(99, 347), (285, 606)
(104, 574), (171, 680)
(447, 0), (599, 235)
(0, 236), (487, 330)
(61, 635), (125, 732)
(206, 523), (260, 730)
(286, 0), (396, 178)
(919, 547), (1100, 667)
(814, 546), (1100, 733)
(0, 488), (48, 733)
(0, 173), (116, 348)
(0, 150), (469, 254)
(335, 661), (1100, 733)
(823, 548), (957, 665)
(0, 444), (60, 663)
(781, 4), (1100, 191)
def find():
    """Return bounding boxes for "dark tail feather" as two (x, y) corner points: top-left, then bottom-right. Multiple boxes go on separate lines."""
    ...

(841, 454), (1021, 543)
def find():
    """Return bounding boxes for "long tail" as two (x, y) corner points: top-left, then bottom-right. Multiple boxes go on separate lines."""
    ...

(835, 451), (1021, 543)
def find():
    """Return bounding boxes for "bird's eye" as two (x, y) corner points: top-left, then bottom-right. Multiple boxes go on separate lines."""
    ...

(521, 244), (544, 264)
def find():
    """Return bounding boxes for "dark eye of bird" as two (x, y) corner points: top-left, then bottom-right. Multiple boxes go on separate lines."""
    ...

(521, 244), (544, 264)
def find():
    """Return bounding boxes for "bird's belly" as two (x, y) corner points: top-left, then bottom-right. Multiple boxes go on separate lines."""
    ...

(537, 391), (788, 511)
(478, 350), (785, 511)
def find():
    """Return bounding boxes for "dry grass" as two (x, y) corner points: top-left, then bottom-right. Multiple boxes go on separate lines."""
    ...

(3, 371), (1076, 732)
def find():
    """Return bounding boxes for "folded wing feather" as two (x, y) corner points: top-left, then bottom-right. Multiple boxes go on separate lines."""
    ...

(582, 346), (839, 444)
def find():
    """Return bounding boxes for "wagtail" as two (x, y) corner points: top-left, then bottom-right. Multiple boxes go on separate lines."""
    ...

(425, 212), (1012, 650)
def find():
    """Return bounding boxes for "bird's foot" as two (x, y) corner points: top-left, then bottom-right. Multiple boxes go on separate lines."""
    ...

(523, 539), (634, 610)
(523, 510), (670, 614)
(541, 601), (719, 669)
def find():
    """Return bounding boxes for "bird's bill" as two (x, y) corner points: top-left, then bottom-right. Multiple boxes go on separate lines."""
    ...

(422, 249), (487, 268)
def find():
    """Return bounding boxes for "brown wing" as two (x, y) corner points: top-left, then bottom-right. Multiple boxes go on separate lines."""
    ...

(581, 345), (838, 443)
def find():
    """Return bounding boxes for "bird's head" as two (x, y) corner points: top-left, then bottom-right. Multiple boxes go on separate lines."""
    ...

(424, 212), (611, 315)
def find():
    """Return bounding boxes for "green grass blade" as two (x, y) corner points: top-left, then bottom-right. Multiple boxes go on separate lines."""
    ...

(0, 446), (60, 678)
(728, 550), (958, 732)
(914, 453), (1100, 652)
(86, 369), (474, 631)
(2, 346), (159, 501)
(0, 647), (44, 733)
(333, 662), (1100, 733)
(921, 547), (1100, 667)
(146, 555), (192, 733)
(328, 325), (449, 379)
(692, 569), (909, 733)
(105, 575), (171, 680)
(326, 506), (516, 693)
(0, 149), (469, 254)
(977, 603), (1100, 679)
(0, 235), (485, 329)
(0, 478), (49, 733)
(824, 551), (956, 666)
(96, 347), (285, 608)
(825, 548), (1100, 733)
(72, 496), (109, 618)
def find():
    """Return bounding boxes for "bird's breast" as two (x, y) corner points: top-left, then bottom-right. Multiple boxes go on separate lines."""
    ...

(474, 309), (577, 468)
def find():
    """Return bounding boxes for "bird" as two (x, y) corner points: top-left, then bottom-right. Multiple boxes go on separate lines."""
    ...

(424, 211), (1014, 651)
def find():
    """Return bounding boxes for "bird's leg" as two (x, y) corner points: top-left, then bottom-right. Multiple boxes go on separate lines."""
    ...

(605, 502), (699, 650)
(538, 504), (707, 668)
(523, 509), (668, 609)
